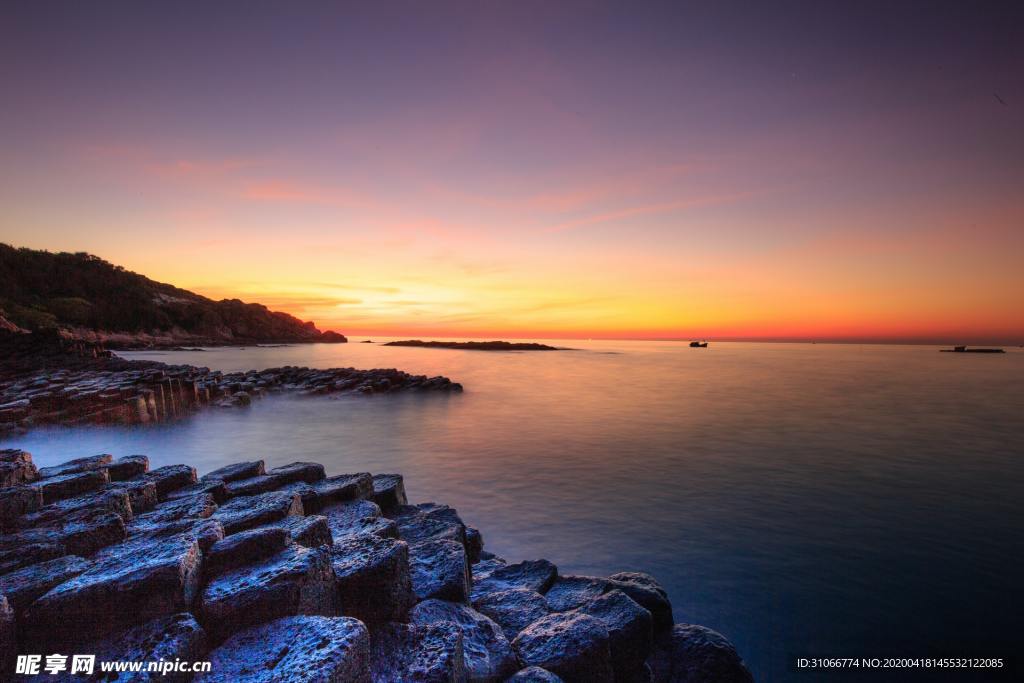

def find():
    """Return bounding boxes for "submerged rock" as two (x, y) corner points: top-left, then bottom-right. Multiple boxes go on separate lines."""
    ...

(199, 615), (370, 683)
(369, 621), (466, 683)
(410, 598), (519, 682)
(512, 612), (614, 683)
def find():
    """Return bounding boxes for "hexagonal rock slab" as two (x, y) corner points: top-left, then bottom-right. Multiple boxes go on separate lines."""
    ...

(134, 464), (198, 499)
(512, 611), (614, 683)
(313, 472), (373, 505)
(38, 468), (110, 504)
(576, 589), (653, 681)
(508, 667), (566, 682)
(544, 575), (611, 612)
(2, 508), (126, 558)
(472, 559), (557, 602)
(23, 532), (202, 649)
(201, 460), (265, 484)
(37, 454), (113, 479)
(0, 483), (43, 530)
(646, 624), (754, 683)
(393, 503), (468, 546)
(0, 448), (38, 487)
(261, 514), (333, 548)
(606, 572), (674, 633)
(20, 487), (134, 528)
(204, 526), (291, 576)
(212, 490), (302, 535)
(107, 454), (150, 481)
(0, 554), (90, 612)
(76, 612), (207, 683)
(370, 473), (407, 512)
(128, 493), (217, 535)
(331, 533), (414, 624)
(198, 543), (339, 644)
(409, 538), (471, 603)
(369, 622), (465, 683)
(323, 499), (397, 541)
(198, 615), (370, 683)
(473, 587), (550, 642)
(165, 478), (228, 504)
(409, 599), (519, 682)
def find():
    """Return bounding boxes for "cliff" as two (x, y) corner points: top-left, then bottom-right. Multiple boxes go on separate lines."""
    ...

(0, 244), (346, 347)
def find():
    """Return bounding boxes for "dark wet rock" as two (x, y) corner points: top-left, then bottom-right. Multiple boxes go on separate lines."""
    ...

(198, 544), (338, 644)
(395, 502), (468, 546)
(277, 481), (320, 513)
(507, 667), (565, 682)
(466, 526), (483, 564)
(474, 587), (550, 642)
(128, 493), (217, 534)
(410, 599), (519, 682)
(24, 532), (201, 648)
(0, 483), (43, 529)
(268, 461), (326, 485)
(607, 572), (673, 633)
(512, 612), (614, 683)
(224, 473), (281, 497)
(202, 459), (264, 483)
(104, 478), (158, 514)
(331, 533), (414, 624)
(37, 453), (113, 479)
(0, 596), (13, 673)
(272, 513), (332, 548)
(205, 526), (290, 576)
(472, 556), (507, 584)
(371, 473), (407, 511)
(314, 472), (373, 504)
(473, 559), (557, 601)
(647, 624), (753, 683)
(79, 612), (207, 683)
(323, 499), (397, 540)
(129, 517), (225, 554)
(409, 538), (471, 603)
(20, 487), (133, 527)
(2, 508), (126, 557)
(107, 454), (150, 481)
(576, 589), (653, 681)
(39, 468), (110, 504)
(165, 477), (228, 504)
(0, 554), (89, 611)
(0, 541), (64, 575)
(370, 621), (466, 683)
(199, 615), (370, 683)
(544, 576), (611, 612)
(212, 490), (302, 535)
(0, 448), (38, 487)
(136, 464), (198, 499)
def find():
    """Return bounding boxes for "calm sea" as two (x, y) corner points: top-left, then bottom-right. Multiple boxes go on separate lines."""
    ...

(4, 340), (1022, 680)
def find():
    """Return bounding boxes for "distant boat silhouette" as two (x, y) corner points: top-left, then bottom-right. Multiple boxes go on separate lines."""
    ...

(689, 341), (708, 348)
(940, 345), (1005, 353)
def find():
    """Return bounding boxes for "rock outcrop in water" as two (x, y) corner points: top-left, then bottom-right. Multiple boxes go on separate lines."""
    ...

(0, 329), (462, 437)
(384, 340), (563, 351)
(0, 451), (753, 681)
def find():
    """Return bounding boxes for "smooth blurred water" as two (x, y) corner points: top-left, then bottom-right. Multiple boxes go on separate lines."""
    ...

(3, 340), (1022, 680)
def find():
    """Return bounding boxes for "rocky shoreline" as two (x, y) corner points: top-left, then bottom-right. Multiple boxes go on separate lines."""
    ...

(0, 450), (752, 681)
(0, 330), (462, 438)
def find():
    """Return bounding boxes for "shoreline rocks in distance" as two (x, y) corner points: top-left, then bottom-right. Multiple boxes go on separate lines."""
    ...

(0, 452), (753, 681)
(384, 339), (564, 351)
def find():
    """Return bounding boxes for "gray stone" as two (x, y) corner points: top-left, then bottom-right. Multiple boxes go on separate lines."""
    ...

(273, 514), (332, 547)
(323, 499), (397, 540)
(20, 487), (133, 527)
(198, 544), (338, 644)
(37, 453), (113, 479)
(201, 460), (264, 483)
(577, 590), (653, 680)
(0, 484), (43, 530)
(224, 474), (281, 497)
(212, 490), (302, 535)
(0, 596), (13, 675)
(466, 526), (483, 564)
(647, 624), (753, 683)
(128, 493), (217, 534)
(331, 533), (414, 624)
(544, 575), (611, 612)
(24, 532), (202, 648)
(198, 615), (370, 683)
(107, 454), (149, 481)
(80, 612), (207, 682)
(277, 481), (321, 513)
(137, 464), (198, 499)
(1, 508), (126, 557)
(128, 517), (225, 554)
(104, 478), (158, 514)
(410, 599), (518, 682)
(507, 667), (565, 682)
(474, 588), (550, 642)
(165, 478), (228, 504)
(0, 448), (38, 488)
(394, 503), (468, 546)
(39, 468), (110, 504)
(370, 621), (465, 683)
(607, 572), (673, 633)
(314, 472), (373, 504)
(371, 473), (407, 511)
(409, 538), (471, 603)
(0, 541), (64, 575)
(512, 612), (614, 683)
(0, 554), (90, 612)
(205, 526), (290, 576)
(473, 560), (557, 601)
(267, 461), (326, 484)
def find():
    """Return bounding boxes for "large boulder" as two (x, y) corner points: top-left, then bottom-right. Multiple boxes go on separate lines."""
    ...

(212, 490), (302, 535)
(409, 539), (471, 603)
(198, 544), (338, 644)
(473, 587), (550, 642)
(371, 474), (407, 511)
(204, 527), (290, 576)
(647, 624), (753, 683)
(606, 572), (673, 633)
(544, 576), (610, 612)
(512, 612), (614, 683)
(472, 560), (557, 602)
(37, 454), (112, 479)
(76, 612), (207, 683)
(323, 499), (397, 540)
(0, 554), (89, 612)
(576, 590), (653, 681)
(23, 532), (202, 649)
(331, 534), (414, 624)
(410, 599), (518, 682)
(201, 460), (265, 483)
(369, 622), (465, 683)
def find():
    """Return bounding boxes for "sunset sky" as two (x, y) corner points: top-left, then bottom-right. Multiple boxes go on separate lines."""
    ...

(2, 2), (1022, 342)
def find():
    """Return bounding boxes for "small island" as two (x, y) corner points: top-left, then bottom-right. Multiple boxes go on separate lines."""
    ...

(384, 340), (563, 351)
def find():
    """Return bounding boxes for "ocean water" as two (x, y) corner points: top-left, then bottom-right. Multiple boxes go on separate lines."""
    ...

(4, 340), (1022, 680)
